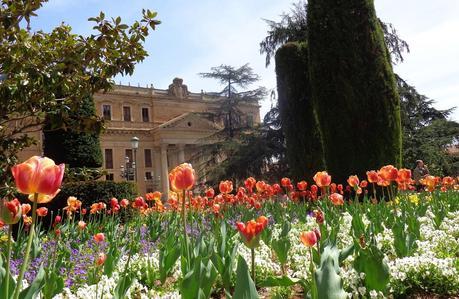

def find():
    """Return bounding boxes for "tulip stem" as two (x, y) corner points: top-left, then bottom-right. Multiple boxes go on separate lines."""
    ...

(5, 224), (13, 299)
(182, 190), (190, 271)
(251, 247), (256, 285)
(13, 193), (38, 299)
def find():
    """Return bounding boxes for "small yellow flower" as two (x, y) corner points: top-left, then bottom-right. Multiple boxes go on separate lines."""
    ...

(408, 194), (419, 205)
(0, 234), (9, 243)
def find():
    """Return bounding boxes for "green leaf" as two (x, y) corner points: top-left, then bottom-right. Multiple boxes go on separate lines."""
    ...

(113, 272), (135, 299)
(233, 256), (259, 299)
(19, 266), (46, 299)
(354, 245), (390, 293)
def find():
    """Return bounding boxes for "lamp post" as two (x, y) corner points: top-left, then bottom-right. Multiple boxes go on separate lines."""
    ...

(131, 136), (139, 182)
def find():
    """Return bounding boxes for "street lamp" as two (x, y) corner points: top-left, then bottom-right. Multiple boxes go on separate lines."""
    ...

(131, 136), (139, 182)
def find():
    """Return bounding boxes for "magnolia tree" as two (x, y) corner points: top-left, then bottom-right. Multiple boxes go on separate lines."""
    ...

(0, 0), (160, 193)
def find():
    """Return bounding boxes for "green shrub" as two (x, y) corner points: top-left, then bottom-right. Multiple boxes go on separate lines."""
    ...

(52, 181), (138, 208)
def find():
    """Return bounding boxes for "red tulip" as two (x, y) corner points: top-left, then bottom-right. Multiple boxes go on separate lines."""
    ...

(169, 163), (196, 192)
(205, 188), (215, 198)
(11, 156), (65, 203)
(236, 216), (268, 249)
(93, 233), (105, 243)
(297, 181), (308, 191)
(280, 177), (291, 188)
(36, 207), (48, 217)
(244, 177), (257, 193)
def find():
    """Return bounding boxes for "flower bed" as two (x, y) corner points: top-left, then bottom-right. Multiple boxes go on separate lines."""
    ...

(1, 158), (458, 298)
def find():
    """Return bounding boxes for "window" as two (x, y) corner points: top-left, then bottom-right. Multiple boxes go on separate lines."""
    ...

(142, 107), (149, 122)
(123, 106), (131, 121)
(105, 149), (113, 169)
(125, 149), (133, 167)
(145, 171), (153, 180)
(144, 149), (152, 168)
(102, 105), (111, 120)
(247, 114), (254, 127)
(106, 173), (114, 181)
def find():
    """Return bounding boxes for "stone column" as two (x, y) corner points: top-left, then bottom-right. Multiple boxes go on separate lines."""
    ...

(178, 144), (185, 163)
(160, 144), (169, 199)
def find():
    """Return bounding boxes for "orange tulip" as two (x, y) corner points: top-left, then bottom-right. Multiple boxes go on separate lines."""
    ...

(360, 180), (368, 188)
(442, 176), (455, 188)
(297, 181), (308, 191)
(11, 156), (65, 203)
(313, 171), (332, 187)
(347, 175), (359, 188)
(219, 180), (233, 194)
(169, 163), (196, 192)
(397, 168), (412, 182)
(379, 165), (398, 182)
(96, 253), (107, 266)
(93, 233), (105, 243)
(255, 181), (267, 193)
(236, 216), (268, 249)
(300, 231), (317, 247)
(64, 196), (82, 215)
(21, 203), (31, 215)
(146, 191), (162, 201)
(0, 198), (22, 224)
(329, 192), (344, 206)
(366, 170), (379, 183)
(420, 175), (437, 192)
(36, 207), (48, 217)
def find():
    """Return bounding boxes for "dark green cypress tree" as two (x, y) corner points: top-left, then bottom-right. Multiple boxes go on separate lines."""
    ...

(44, 95), (102, 168)
(275, 42), (324, 181)
(307, 0), (402, 183)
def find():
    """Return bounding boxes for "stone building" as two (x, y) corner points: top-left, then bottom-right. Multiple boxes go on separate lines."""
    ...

(18, 78), (260, 196)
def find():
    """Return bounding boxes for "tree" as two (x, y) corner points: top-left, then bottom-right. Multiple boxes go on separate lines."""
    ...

(275, 42), (324, 181)
(260, 1), (409, 67)
(258, 1), (457, 181)
(43, 94), (103, 170)
(0, 1), (160, 193)
(209, 103), (288, 183)
(199, 64), (266, 138)
(197, 64), (267, 184)
(397, 75), (459, 175)
(306, 0), (402, 184)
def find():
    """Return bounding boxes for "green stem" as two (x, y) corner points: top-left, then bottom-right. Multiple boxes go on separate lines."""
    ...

(251, 248), (256, 285)
(13, 193), (38, 299)
(181, 190), (190, 269)
(5, 224), (13, 299)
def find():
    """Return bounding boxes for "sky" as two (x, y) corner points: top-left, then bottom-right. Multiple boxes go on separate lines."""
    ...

(32, 0), (459, 121)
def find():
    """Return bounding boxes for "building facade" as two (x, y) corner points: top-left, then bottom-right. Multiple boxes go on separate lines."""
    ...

(18, 78), (260, 196)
